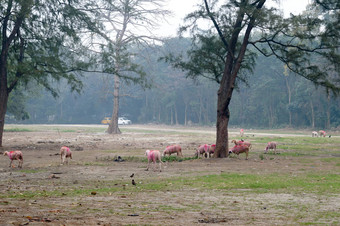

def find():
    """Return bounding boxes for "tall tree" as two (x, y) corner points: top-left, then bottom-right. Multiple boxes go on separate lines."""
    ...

(0, 0), (100, 146)
(166, 0), (340, 157)
(90, 0), (169, 134)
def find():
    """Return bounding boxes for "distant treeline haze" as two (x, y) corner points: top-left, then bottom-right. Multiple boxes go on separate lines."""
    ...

(9, 38), (340, 130)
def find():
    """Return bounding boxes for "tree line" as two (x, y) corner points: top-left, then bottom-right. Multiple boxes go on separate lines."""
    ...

(7, 37), (340, 130)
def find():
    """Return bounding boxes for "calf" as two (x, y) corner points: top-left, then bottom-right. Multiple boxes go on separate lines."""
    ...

(195, 144), (210, 158)
(228, 145), (249, 160)
(60, 146), (72, 165)
(264, 142), (277, 154)
(319, 130), (326, 137)
(145, 150), (163, 172)
(4, 150), (23, 168)
(312, 131), (318, 137)
(231, 139), (251, 149)
(163, 145), (183, 157)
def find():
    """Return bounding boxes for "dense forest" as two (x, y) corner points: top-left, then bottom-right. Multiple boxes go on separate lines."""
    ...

(6, 37), (340, 130)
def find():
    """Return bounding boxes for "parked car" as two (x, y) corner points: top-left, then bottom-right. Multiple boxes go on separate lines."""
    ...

(118, 117), (132, 125)
(101, 117), (111, 125)
(101, 117), (132, 125)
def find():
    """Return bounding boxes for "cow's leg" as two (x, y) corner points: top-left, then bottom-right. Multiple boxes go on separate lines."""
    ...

(153, 161), (156, 172)
(147, 159), (152, 171)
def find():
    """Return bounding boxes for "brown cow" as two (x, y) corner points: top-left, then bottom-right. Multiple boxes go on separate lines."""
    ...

(312, 131), (319, 137)
(195, 144), (210, 158)
(319, 130), (326, 137)
(208, 144), (216, 158)
(163, 145), (183, 157)
(229, 145), (249, 160)
(145, 150), (163, 172)
(4, 150), (23, 168)
(60, 146), (72, 165)
(231, 139), (251, 149)
(264, 142), (277, 154)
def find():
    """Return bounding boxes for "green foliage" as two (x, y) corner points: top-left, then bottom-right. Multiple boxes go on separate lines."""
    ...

(4, 128), (32, 132)
(162, 0), (340, 135)
(140, 173), (340, 195)
(162, 32), (256, 87)
(162, 156), (197, 162)
(18, 169), (45, 174)
(7, 88), (30, 120)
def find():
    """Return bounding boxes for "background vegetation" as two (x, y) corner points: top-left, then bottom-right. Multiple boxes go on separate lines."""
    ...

(7, 38), (339, 130)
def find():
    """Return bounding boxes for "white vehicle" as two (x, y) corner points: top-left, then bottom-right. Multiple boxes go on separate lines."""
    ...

(118, 117), (132, 125)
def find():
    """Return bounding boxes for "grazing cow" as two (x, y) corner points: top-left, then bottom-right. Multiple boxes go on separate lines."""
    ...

(195, 144), (210, 158)
(145, 150), (163, 172)
(228, 145), (249, 160)
(264, 142), (277, 154)
(231, 139), (251, 149)
(208, 144), (216, 158)
(312, 131), (319, 137)
(60, 146), (72, 165)
(319, 130), (326, 137)
(4, 151), (23, 168)
(240, 129), (244, 137)
(163, 145), (183, 157)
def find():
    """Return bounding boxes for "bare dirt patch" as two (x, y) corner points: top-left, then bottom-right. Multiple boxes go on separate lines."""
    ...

(0, 124), (339, 225)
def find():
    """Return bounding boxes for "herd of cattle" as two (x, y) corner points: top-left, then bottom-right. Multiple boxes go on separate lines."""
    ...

(3, 129), (329, 171)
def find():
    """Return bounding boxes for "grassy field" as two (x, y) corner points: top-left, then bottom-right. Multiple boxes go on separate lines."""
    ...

(0, 124), (339, 225)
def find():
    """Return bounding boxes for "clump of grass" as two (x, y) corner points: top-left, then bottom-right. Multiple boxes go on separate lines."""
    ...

(96, 155), (196, 163)
(162, 156), (197, 162)
(124, 156), (146, 162)
(83, 162), (106, 166)
(18, 169), (45, 174)
(96, 155), (145, 162)
(4, 128), (33, 132)
(259, 154), (264, 160)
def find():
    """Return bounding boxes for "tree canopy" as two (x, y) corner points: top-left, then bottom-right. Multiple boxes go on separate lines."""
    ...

(163, 0), (340, 157)
(0, 0), (103, 145)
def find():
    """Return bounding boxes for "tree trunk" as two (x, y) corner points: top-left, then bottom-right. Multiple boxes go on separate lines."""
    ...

(107, 74), (121, 134)
(269, 104), (274, 128)
(214, 51), (239, 158)
(174, 104), (178, 125)
(214, 76), (234, 158)
(170, 106), (173, 125)
(0, 43), (9, 147)
(0, 73), (8, 147)
(198, 95), (203, 124)
(158, 105), (161, 122)
(184, 102), (188, 126)
(326, 93), (331, 129)
(284, 76), (292, 127)
(310, 99), (315, 129)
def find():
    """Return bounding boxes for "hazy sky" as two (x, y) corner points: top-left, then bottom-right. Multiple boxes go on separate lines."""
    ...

(156, 0), (310, 37)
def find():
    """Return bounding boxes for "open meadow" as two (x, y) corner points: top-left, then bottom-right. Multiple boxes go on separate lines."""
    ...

(0, 124), (339, 225)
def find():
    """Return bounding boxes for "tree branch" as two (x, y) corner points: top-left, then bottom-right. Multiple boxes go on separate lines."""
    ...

(203, 0), (229, 49)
